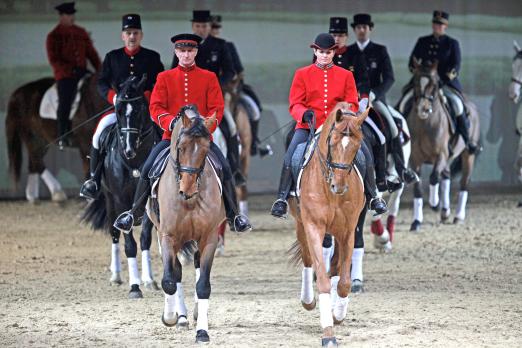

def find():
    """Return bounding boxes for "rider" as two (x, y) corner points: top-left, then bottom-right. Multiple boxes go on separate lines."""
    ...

(79, 14), (164, 200)
(113, 33), (251, 233)
(347, 13), (419, 185)
(399, 11), (476, 152)
(46, 1), (101, 149)
(171, 10), (243, 183)
(270, 33), (388, 218)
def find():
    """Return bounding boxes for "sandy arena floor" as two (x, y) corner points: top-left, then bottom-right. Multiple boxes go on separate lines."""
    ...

(0, 194), (521, 347)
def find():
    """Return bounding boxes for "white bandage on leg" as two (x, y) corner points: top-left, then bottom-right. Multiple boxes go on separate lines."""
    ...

(429, 183), (440, 208)
(25, 173), (40, 202)
(455, 191), (468, 220)
(330, 276), (340, 310)
(163, 292), (177, 323)
(92, 112), (117, 149)
(110, 243), (121, 273)
(319, 293), (333, 329)
(127, 257), (140, 286)
(351, 248), (364, 282)
(175, 282), (188, 317)
(322, 246), (333, 274)
(141, 250), (153, 282)
(332, 294), (349, 322)
(413, 197), (423, 222)
(441, 179), (451, 211)
(195, 299), (209, 331)
(40, 169), (63, 194)
(301, 267), (314, 304)
(194, 268), (201, 302)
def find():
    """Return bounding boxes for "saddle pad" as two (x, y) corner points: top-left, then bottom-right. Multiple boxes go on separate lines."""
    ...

(39, 77), (86, 120)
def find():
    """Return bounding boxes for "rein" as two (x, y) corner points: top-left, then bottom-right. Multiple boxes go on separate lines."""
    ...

(512, 77), (522, 86)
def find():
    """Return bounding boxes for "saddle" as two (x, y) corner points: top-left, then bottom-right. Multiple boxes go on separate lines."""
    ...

(39, 75), (89, 120)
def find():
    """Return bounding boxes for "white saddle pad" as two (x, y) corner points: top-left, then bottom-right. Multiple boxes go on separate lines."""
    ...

(39, 78), (86, 120)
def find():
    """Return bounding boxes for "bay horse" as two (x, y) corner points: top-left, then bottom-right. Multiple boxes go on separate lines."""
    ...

(6, 73), (109, 202)
(509, 40), (522, 206)
(147, 107), (225, 344)
(289, 102), (369, 348)
(81, 75), (161, 299)
(408, 60), (480, 231)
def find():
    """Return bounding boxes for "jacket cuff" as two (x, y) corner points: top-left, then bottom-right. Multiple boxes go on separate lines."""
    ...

(107, 89), (117, 105)
(143, 90), (151, 102)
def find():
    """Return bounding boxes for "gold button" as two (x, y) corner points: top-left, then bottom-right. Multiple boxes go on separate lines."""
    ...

(131, 56), (134, 59)
(130, 64), (134, 67)
(130, 71), (134, 75)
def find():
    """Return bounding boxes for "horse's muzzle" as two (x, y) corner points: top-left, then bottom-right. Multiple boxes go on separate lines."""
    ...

(330, 183), (348, 195)
(124, 148), (136, 160)
(179, 190), (198, 200)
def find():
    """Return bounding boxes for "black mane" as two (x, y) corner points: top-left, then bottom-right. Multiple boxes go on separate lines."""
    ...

(185, 116), (210, 139)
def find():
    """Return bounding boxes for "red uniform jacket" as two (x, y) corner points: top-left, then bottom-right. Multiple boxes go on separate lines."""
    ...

(149, 65), (224, 140)
(46, 24), (102, 80)
(289, 63), (359, 129)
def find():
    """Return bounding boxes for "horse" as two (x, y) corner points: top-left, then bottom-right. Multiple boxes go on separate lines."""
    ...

(509, 40), (522, 206)
(81, 75), (161, 299)
(289, 102), (369, 348)
(147, 106), (225, 344)
(6, 73), (109, 202)
(407, 60), (480, 231)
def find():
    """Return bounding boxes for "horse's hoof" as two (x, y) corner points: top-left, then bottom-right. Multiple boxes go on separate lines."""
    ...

(441, 209), (450, 223)
(176, 315), (189, 329)
(518, 201), (522, 208)
(301, 298), (316, 311)
(410, 220), (422, 232)
(322, 336), (338, 348)
(453, 217), (464, 225)
(195, 329), (210, 344)
(333, 315), (344, 325)
(193, 302), (198, 322)
(373, 229), (390, 250)
(109, 273), (122, 286)
(161, 312), (178, 327)
(351, 279), (364, 294)
(383, 241), (393, 253)
(430, 203), (440, 211)
(128, 285), (143, 299)
(51, 190), (67, 202)
(28, 198), (40, 205)
(143, 280), (160, 291)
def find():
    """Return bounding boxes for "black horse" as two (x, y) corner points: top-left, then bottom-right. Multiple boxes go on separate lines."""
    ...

(82, 75), (161, 298)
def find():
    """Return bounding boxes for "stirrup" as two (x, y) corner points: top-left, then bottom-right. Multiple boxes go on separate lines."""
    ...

(113, 210), (134, 234)
(79, 179), (99, 200)
(270, 199), (288, 219)
(232, 214), (252, 233)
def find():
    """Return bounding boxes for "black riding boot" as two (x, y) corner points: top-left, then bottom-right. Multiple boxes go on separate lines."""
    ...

(222, 177), (252, 232)
(113, 177), (150, 233)
(57, 117), (71, 150)
(250, 119), (259, 156)
(79, 147), (104, 199)
(456, 114), (475, 149)
(391, 137), (419, 185)
(373, 143), (388, 192)
(365, 165), (388, 216)
(270, 166), (293, 219)
(227, 135), (245, 186)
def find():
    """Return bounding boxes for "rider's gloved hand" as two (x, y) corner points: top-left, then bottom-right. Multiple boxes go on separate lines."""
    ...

(302, 109), (314, 123)
(169, 117), (178, 132)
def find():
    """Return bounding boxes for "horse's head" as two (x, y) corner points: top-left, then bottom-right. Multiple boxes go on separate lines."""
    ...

(175, 105), (212, 200)
(222, 74), (242, 110)
(509, 40), (522, 104)
(322, 102), (368, 195)
(412, 58), (440, 120)
(115, 74), (150, 159)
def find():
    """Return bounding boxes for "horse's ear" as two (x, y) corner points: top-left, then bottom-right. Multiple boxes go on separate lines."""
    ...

(514, 40), (521, 53)
(412, 56), (421, 69)
(181, 112), (192, 128)
(335, 108), (343, 123)
(137, 74), (148, 90)
(354, 107), (370, 127)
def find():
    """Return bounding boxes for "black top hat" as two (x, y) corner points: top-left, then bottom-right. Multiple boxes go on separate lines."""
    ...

(351, 13), (374, 29)
(55, 2), (76, 15)
(329, 17), (348, 34)
(432, 10), (449, 25)
(310, 33), (337, 50)
(122, 14), (141, 30)
(171, 33), (203, 48)
(211, 15), (222, 29)
(191, 10), (211, 23)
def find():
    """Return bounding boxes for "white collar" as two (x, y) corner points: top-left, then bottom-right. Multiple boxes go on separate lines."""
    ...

(357, 39), (370, 51)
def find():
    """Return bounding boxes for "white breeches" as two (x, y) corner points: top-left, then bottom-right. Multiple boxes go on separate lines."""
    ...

(92, 112), (117, 149)
(442, 86), (464, 117)
(373, 100), (399, 138)
(240, 92), (261, 121)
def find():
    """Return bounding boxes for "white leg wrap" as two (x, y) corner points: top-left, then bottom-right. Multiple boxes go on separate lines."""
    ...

(413, 197), (423, 222)
(195, 299), (209, 331)
(127, 257), (140, 286)
(301, 267), (314, 304)
(333, 294), (350, 322)
(319, 293), (333, 329)
(92, 113), (117, 149)
(239, 200), (249, 217)
(194, 268), (201, 302)
(141, 250), (153, 282)
(322, 246), (333, 274)
(389, 187), (404, 217)
(40, 169), (62, 194)
(25, 173), (40, 202)
(175, 282), (188, 316)
(351, 248), (364, 282)
(330, 276), (340, 310)
(163, 292), (178, 322)
(110, 243), (121, 273)
(429, 183), (440, 207)
(455, 191), (468, 220)
(441, 179), (451, 211)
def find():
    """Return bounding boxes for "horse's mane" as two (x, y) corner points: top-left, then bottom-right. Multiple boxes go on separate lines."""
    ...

(184, 116), (211, 139)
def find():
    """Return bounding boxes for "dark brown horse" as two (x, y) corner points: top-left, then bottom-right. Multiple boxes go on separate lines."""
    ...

(289, 102), (369, 348)
(147, 107), (224, 344)
(6, 74), (109, 202)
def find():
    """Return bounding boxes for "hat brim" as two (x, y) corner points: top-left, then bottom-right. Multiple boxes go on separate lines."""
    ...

(329, 29), (348, 34)
(310, 43), (338, 50)
(350, 22), (374, 29)
(432, 19), (448, 25)
(191, 19), (211, 23)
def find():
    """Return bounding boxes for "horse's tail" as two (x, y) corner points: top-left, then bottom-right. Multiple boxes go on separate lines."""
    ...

(5, 93), (24, 187)
(80, 195), (109, 232)
(288, 240), (303, 267)
(177, 240), (198, 265)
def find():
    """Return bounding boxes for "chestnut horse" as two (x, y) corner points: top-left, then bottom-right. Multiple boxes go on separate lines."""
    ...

(5, 74), (109, 202)
(147, 107), (225, 344)
(289, 103), (369, 348)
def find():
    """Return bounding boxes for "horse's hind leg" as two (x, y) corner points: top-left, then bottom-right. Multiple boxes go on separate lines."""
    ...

(352, 208), (368, 294)
(123, 229), (143, 299)
(455, 152), (474, 224)
(140, 214), (159, 291)
(23, 136), (46, 203)
(109, 228), (122, 285)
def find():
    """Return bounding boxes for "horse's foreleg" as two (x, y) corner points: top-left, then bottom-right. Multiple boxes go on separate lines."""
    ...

(40, 169), (67, 202)
(440, 171), (451, 222)
(161, 235), (181, 327)
(296, 221), (315, 310)
(352, 208), (367, 293)
(25, 173), (40, 203)
(109, 228), (122, 285)
(428, 169), (441, 210)
(455, 152), (475, 223)
(123, 229), (142, 299)
(411, 165), (424, 232)
(140, 215), (159, 290)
